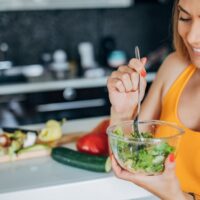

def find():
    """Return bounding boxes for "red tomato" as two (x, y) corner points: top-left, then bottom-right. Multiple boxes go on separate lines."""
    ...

(76, 119), (110, 156)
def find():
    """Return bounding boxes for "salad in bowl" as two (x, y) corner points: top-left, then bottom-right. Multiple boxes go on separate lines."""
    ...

(107, 120), (184, 175)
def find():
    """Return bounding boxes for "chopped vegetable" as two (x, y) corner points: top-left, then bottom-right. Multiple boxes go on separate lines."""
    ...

(5, 130), (26, 159)
(18, 144), (50, 154)
(38, 120), (62, 142)
(0, 134), (11, 147)
(8, 140), (22, 159)
(0, 119), (64, 162)
(113, 126), (123, 136)
(23, 132), (37, 148)
(112, 127), (175, 174)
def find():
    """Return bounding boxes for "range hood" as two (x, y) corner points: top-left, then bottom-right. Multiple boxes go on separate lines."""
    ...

(0, 0), (133, 11)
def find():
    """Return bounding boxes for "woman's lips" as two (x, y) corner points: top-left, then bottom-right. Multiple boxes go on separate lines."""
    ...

(192, 47), (200, 56)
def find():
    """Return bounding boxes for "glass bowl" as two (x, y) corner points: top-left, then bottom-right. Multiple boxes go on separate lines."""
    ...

(107, 120), (184, 175)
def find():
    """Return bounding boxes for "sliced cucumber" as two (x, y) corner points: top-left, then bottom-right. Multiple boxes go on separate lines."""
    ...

(18, 144), (50, 154)
(51, 147), (111, 173)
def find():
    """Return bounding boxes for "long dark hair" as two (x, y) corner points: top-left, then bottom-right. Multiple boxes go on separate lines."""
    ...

(172, 0), (189, 59)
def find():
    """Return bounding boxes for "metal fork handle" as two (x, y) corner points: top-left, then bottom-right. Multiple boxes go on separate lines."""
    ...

(135, 46), (141, 118)
(133, 46), (142, 138)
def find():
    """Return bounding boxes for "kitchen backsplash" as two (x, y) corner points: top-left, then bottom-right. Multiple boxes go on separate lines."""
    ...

(0, 1), (173, 66)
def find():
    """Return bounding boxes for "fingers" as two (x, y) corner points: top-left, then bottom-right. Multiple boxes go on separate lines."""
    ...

(108, 72), (136, 93)
(128, 57), (147, 77)
(163, 153), (176, 179)
(112, 71), (134, 92)
(107, 57), (147, 94)
(118, 66), (140, 91)
(111, 154), (132, 180)
(111, 154), (148, 186)
(108, 68), (141, 92)
(111, 154), (123, 176)
(107, 77), (125, 93)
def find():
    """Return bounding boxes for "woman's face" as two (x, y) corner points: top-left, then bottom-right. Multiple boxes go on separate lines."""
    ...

(178, 0), (200, 68)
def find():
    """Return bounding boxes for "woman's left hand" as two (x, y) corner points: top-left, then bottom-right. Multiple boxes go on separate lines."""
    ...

(111, 153), (187, 200)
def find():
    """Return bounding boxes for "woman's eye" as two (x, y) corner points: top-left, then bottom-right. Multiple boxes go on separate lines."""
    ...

(179, 17), (191, 22)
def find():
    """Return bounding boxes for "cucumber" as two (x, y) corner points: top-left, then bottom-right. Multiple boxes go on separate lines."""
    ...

(18, 144), (50, 154)
(51, 147), (111, 173)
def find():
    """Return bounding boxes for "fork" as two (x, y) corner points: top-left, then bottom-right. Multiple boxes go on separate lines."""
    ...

(133, 46), (142, 138)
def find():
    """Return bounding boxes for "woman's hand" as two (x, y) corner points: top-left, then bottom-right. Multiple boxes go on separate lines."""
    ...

(111, 153), (190, 200)
(107, 58), (147, 121)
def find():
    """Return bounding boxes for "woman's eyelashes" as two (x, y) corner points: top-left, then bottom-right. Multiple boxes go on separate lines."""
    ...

(179, 17), (191, 22)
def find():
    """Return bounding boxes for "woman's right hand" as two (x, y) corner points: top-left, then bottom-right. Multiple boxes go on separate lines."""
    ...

(107, 57), (147, 118)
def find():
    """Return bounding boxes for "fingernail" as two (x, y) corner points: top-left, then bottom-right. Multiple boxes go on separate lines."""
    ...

(140, 69), (147, 77)
(169, 153), (175, 162)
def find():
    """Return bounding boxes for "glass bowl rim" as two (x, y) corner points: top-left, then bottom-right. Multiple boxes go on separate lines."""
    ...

(107, 119), (185, 143)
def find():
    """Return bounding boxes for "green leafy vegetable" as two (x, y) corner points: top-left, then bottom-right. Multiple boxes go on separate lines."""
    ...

(112, 127), (175, 174)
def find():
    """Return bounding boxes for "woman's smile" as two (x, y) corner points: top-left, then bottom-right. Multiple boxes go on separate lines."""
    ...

(188, 45), (200, 64)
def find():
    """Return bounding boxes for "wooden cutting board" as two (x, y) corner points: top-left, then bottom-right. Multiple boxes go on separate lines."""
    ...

(0, 132), (85, 163)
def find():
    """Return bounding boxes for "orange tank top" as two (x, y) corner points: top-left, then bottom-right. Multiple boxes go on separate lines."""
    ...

(158, 64), (200, 194)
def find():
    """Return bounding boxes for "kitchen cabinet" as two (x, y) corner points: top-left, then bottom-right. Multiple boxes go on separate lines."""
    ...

(0, 116), (157, 200)
(0, 78), (110, 125)
(0, 74), (156, 126)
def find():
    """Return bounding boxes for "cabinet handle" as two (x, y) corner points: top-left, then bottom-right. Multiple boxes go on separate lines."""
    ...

(37, 98), (106, 112)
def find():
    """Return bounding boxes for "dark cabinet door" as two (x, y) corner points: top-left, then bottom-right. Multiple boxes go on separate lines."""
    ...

(0, 86), (110, 125)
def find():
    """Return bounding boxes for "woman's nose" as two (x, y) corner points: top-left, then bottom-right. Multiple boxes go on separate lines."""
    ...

(187, 21), (200, 46)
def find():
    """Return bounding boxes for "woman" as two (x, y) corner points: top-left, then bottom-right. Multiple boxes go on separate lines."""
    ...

(107, 0), (200, 199)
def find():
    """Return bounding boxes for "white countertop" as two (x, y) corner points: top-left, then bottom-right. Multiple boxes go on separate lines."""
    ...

(0, 116), (158, 200)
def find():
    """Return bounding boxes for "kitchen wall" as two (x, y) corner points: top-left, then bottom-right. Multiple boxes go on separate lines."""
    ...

(0, 1), (173, 66)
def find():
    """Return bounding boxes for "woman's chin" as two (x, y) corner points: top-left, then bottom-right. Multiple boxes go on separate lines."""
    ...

(190, 58), (200, 69)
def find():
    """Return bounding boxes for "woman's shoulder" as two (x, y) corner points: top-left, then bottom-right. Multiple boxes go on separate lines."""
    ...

(158, 51), (189, 77)
(155, 51), (189, 98)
